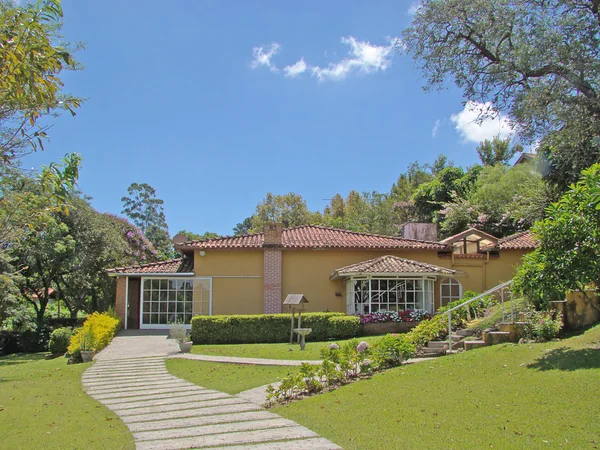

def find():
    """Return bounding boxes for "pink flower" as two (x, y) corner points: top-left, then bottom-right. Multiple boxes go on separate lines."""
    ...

(329, 343), (340, 350)
(357, 341), (370, 353)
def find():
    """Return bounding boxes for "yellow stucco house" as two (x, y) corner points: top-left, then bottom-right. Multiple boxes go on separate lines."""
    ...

(108, 224), (536, 330)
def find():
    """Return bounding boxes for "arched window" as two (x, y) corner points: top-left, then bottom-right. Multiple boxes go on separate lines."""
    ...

(440, 278), (462, 306)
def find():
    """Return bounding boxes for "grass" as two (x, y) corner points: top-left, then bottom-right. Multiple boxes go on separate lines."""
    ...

(0, 353), (134, 450)
(273, 324), (600, 449)
(165, 359), (299, 395)
(468, 296), (530, 331)
(191, 336), (381, 361)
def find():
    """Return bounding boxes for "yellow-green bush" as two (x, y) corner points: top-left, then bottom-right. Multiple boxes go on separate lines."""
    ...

(67, 312), (120, 355)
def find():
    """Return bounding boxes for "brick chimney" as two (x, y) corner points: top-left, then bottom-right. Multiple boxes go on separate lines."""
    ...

(263, 223), (283, 313)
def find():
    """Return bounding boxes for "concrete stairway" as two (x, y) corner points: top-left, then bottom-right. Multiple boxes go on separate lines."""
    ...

(425, 324), (524, 353)
(82, 356), (341, 449)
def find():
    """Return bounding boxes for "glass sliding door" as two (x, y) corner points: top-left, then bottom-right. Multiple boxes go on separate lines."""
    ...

(140, 277), (211, 328)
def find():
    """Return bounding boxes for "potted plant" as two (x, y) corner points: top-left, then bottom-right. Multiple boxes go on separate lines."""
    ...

(169, 322), (192, 352)
(80, 329), (95, 363)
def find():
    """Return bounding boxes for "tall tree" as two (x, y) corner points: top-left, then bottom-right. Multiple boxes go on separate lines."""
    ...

(233, 217), (253, 236)
(121, 183), (172, 258)
(514, 163), (600, 307)
(249, 192), (313, 232)
(404, 0), (600, 188)
(176, 230), (220, 240)
(412, 166), (480, 222)
(440, 163), (549, 237)
(0, 0), (81, 167)
(476, 136), (522, 166)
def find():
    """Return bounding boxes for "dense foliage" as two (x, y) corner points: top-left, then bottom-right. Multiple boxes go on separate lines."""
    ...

(514, 164), (600, 307)
(0, 0), (81, 164)
(121, 182), (172, 258)
(404, 0), (600, 189)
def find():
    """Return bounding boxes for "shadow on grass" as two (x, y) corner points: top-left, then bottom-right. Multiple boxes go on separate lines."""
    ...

(0, 352), (46, 367)
(528, 347), (600, 371)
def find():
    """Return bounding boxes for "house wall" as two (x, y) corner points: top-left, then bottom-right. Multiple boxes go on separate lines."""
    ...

(193, 250), (264, 315)
(189, 247), (529, 315)
(282, 249), (444, 312)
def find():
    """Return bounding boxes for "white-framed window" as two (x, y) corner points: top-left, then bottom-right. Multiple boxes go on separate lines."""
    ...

(348, 277), (435, 315)
(440, 277), (462, 306)
(140, 277), (211, 329)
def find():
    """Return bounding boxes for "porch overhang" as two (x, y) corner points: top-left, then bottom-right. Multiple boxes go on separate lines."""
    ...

(330, 255), (456, 281)
(108, 272), (194, 278)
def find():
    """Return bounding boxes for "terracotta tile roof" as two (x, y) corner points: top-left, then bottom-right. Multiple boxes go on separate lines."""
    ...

(331, 255), (455, 279)
(497, 231), (538, 250)
(107, 257), (194, 275)
(177, 225), (448, 251)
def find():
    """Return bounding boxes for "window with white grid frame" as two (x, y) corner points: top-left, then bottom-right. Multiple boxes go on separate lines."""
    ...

(440, 277), (462, 306)
(352, 278), (435, 314)
(142, 278), (199, 326)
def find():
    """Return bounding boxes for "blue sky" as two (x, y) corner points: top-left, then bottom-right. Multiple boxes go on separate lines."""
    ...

(24, 0), (514, 236)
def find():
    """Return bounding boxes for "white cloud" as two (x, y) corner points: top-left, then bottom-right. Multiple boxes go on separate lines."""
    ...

(284, 58), (307, 78)
(432, 119), (441, 138)
(249, 36), (402, 82)
(407, 1), (422, 15)
(450, 101), (513, 143)
(250, 42), (281, 72)
(311, 36), (403, 82)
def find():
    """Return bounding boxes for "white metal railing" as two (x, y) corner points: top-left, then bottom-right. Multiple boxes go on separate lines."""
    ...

(440, 279), (514, 351)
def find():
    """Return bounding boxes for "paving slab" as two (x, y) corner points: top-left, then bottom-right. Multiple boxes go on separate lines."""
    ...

(206, 438), (342, 450)
(202, 438), (342, 449)
(120, 402), (262, 423)
(112, 396), (239, 416)
(134, 417), (297, 442)
(127, 411), (279, 433)
(136, 426), (320, 450)
(83, 331), (342, 449)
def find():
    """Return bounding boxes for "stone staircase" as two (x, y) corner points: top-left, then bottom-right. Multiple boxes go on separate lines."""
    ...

(423, 322), (526, 354)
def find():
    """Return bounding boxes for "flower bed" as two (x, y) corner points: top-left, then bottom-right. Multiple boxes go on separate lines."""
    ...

(359, 309), (432, 324)
(266, 335), (416, 406)
(359, 310), (431, 335)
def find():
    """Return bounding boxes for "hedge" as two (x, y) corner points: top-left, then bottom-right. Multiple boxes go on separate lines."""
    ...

(190, 312), (360, 344)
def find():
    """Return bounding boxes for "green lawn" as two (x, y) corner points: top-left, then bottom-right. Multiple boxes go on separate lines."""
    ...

(0, 353), (134, 450)
(273, 324), (600, 449)
(165, 359), (299, 395)
(468, 296), (530, 331)
(191, 336), (381, 361)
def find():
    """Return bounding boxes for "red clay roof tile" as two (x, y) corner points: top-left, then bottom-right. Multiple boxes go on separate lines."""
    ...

(176, 225), (448, 251)
(331, 255), (455, 279)
(107, 257), (194, 275)
(498, 231), (538, 250)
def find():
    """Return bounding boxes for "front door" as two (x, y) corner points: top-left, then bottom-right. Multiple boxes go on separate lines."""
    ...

(127, 278), (141, 329)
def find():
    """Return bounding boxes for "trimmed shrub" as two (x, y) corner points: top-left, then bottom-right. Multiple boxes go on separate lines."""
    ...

(190, 312), (355, 344)
(405, 315), (447, 347)
(68, 312), (120, 357)
(48, 327), (72, 354)
(329, 316), (360, 339)
(371, 334), (416, 367)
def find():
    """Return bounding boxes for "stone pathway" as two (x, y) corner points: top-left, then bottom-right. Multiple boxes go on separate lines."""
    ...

(84, 334), (341, 449)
